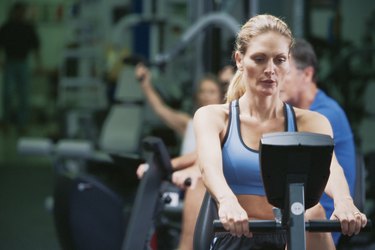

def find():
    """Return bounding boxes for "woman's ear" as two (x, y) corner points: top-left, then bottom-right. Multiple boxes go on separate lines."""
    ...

(234, 51), (243, 71)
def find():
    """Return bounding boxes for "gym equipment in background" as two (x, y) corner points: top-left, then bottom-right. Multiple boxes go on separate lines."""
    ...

(18, 133), (186, 250)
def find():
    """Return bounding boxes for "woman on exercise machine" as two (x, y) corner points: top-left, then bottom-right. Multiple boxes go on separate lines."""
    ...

(193, 14), (367, 250)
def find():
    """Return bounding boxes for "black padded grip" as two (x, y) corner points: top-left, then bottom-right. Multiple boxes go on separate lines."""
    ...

(306, 220), (372, 232)
(213, 219), (372, 233)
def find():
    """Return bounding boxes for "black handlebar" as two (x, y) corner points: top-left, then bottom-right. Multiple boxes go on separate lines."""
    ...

(306, 220), (372, 232)
(213, 219), (372, 233)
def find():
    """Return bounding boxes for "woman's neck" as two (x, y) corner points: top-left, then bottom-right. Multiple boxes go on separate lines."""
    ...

(239, 94), (283, 122)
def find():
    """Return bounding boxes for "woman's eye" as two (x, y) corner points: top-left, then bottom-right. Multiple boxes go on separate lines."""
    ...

(254, 57), (264, 62)
(275, 58), (286, 64)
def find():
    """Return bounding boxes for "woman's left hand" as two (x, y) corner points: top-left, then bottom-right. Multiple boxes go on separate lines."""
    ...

(330, 197), (367, 236)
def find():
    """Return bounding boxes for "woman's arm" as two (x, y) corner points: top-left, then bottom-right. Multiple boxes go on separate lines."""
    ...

(193, 105), (251, 237)
(298, 110), (367, 235)
(194, 105), (233, 202)
(325, 147), (367, 236)
(135, 63), (191, 136)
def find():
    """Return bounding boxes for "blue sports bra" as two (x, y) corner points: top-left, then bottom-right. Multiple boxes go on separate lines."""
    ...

(222, 100), (297, 195)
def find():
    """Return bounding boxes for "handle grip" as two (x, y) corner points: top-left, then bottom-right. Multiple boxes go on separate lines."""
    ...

(213, 219), (372, 233)
(184, 178), (192, 187)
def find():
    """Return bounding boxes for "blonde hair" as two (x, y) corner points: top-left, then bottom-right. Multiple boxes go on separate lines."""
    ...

(225, 14), (294, 103)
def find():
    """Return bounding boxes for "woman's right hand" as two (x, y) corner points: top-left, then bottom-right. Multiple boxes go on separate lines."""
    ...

(218, 197), (252, 238)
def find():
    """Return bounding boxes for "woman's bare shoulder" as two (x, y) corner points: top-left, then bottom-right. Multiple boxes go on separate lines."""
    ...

(293, 107), (332, 135)
(194, 103), (228, 118)
(194, 104), (229, 130)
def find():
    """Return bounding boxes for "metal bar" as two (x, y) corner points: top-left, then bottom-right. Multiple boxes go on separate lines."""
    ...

(288, 183), (306, 250)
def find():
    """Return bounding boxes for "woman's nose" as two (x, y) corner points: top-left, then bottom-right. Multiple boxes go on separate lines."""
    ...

(264, 61), (275, 75)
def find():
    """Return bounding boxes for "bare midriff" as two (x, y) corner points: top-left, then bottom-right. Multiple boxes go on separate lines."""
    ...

(237, 194), (275, 220)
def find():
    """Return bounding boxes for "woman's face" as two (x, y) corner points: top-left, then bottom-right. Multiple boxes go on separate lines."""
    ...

(235, 31), (290, 97)
(196, 79), (222, 107)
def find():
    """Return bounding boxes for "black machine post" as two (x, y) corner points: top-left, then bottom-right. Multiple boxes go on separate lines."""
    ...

(121, 136), (173, 250)
(260, 132), (333, 250)
(288, 183), (306, 250)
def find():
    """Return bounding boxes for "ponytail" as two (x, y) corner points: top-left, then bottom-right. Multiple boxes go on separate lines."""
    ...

(225, 70), (245, 103)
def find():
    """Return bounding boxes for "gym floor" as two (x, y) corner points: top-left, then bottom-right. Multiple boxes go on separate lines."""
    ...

(0, 124), (60, 250)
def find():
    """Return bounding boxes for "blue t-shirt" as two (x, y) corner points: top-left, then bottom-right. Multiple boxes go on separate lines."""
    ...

(311, 89), (356, 244)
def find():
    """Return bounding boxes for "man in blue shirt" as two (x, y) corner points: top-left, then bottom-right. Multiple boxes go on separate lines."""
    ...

(280, 38), (356, 245)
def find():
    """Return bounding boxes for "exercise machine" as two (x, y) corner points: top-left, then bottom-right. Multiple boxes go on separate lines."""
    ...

(17, 138), (141, 250)
(121, 136), (173, 250)
(194, 132), (372, 250)
(18, 134), (186, 250)
(120, 136), (190, 250)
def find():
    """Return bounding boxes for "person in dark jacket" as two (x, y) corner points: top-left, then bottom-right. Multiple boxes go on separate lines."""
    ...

(0, 1), (42, 133)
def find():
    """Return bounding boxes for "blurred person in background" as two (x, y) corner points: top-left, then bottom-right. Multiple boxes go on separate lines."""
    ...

(135, 62), (231, 250)
(218, 64), (235, 91)
(280, 38), (356, 245)
(0, 1), (43, 134)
